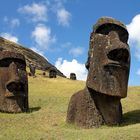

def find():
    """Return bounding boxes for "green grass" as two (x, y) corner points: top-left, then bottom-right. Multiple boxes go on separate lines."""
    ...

(0, 70), (140, 140)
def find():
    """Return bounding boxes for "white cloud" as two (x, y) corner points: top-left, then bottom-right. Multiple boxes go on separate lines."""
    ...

(69, 47), (84, 57)
(3, 16), (8, 22)
(127, 14), (140, 45)
(50, 0), (71, 26)
(1, 33), (18, 43)
(127, 14), (140, 60)
(31, 24), (56, 50)
(11, 18), (20, 28)
(18, 3), (48, 22)
(136, 69), (140, 76)
(3, 17), (20, 28)
(61, 42), (72, 48)
(55, 58), (87, 81)
(127, 14), (140, 76)
(135, 48), (140, 60)
(57, 8), (71, 26)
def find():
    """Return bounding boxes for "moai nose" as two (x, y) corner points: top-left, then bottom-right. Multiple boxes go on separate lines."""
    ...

(6, 62), (24, 93)
(107, 48), (129, 64)
(6, 81), (24, 93)
(8, 62), (20, 80)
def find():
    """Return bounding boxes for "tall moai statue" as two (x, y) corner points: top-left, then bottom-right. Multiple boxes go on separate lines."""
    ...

(66, 17), (130, 128)
(0, 51), (29, 113)
(70, 73), (76, 80)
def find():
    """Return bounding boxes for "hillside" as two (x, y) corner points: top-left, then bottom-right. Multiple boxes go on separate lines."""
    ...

(0, 37), (66, 77)
(0, 70), (140, 140)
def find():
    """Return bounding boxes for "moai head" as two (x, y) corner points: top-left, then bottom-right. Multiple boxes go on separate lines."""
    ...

(86, 17), (130, 98)
(49, 68), (57, 78)
(0, 51), (28, 112)
(70, 73), (76, 80)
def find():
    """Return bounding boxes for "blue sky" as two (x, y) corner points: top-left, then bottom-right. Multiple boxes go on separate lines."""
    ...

(0, 0), (140, 85)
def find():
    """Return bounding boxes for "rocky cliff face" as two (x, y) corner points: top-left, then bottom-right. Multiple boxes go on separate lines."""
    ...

(0, 37), (66, 77)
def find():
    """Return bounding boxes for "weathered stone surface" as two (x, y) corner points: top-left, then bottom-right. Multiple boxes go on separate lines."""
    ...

(0, 37), (66, 78)
(70, 73), (76, 80)
(67, 17), (130, 128)
(29, 63), (36, 77)
(49, 68), (57, 78)
(0, 51), (28, 113)
(86, 17), (130, 98)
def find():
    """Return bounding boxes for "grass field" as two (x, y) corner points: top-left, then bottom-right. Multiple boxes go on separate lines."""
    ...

(0, 70), (140, 140)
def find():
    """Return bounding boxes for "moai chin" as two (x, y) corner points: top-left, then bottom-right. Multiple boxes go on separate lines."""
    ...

(70, 73), (76, 80)
(49, 68), (57, 78)
(0, 51), (29, 113)
(66, 17), (130, 128)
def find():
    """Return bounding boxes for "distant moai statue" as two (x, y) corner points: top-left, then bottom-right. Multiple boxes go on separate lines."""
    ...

(0, 51), (29, 113)
(0, 46), (4, 51)
(42, 71), (46, 76)
(49, 68), (57, 78)
(70, 73), (76, 80)
(66, 17), (130, 128)
(29, 62), (36, 77)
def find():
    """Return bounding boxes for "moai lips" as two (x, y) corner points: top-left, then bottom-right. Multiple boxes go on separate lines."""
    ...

(0, 51), (28, 113)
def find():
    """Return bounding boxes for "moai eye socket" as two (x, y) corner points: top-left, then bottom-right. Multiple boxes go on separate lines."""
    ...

(95, 24), (128, 43)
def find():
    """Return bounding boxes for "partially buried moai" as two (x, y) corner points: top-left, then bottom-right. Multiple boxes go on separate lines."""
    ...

(49, 68), (57, 78)
(70, 73), (76, 80)
(66, 17), (130, 128)
(0, 51), (29, 113)
(29, 62), (36, 77)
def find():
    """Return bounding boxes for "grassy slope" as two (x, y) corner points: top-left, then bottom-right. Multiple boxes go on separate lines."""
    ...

(0, 70), (140, 140)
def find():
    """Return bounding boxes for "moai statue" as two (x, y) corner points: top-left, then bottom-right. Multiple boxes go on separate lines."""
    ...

(66, 17), (130, 128)
(0, 51), (29, 113)
(29, 62), (36, 77)
(42, 71), (46, 76)
(49, 68), (57, 78)
(70, 73), (76, 80)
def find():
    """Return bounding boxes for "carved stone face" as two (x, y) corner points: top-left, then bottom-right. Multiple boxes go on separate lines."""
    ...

(86, 17), (130, 98)
(0, 51), (28, 112)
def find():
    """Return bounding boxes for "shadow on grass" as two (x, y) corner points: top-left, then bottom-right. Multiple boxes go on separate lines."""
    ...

(27, 107), (41, 113)
(0, 107), (41, 114)
(121, 109), (140, 126)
